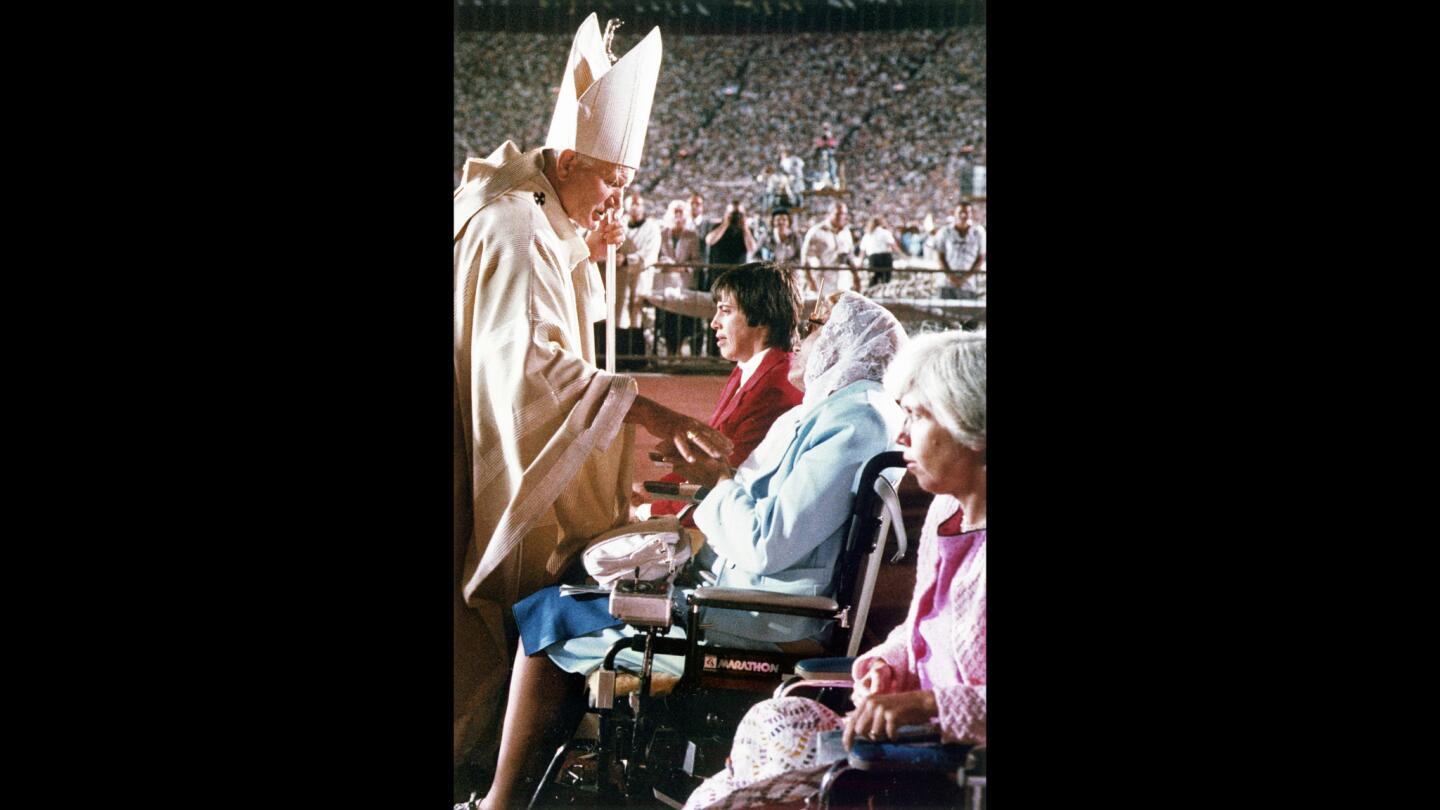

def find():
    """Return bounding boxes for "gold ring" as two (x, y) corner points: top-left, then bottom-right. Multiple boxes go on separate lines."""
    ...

(686, 431), (698, 441)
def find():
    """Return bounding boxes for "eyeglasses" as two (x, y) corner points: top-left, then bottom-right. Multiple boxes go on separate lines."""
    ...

(798, 272), (833, 340)
(798, 316), (827, 340)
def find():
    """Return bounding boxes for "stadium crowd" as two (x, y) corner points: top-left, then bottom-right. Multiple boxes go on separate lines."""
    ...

(455, 25), (985, 233)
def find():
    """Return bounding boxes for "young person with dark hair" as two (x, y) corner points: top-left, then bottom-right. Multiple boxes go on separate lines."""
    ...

(645, 262), (804, 522)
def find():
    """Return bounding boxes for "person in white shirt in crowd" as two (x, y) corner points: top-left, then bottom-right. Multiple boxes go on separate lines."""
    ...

(860, 215), (903, 289)
(928, 201), (986, 300)
(800, 200), (859, 295)
(617, 190), (663, 356)
(657, 199), (703, 356)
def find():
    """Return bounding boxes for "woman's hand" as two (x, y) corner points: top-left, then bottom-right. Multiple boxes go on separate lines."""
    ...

(843, 689), (938, 749)
(668, 453), (734, 489)
(627, 398), (733, 463)
(851, 660), (897, 705)
(657, 413), (732, 464)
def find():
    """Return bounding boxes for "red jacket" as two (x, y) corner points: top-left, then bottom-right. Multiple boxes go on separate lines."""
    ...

(650, 349), (804, 522)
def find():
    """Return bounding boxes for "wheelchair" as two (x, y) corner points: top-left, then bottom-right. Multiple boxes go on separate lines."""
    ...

(527, 451), (910, 809)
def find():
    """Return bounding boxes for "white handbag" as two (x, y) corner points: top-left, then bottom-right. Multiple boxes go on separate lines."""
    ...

(581, 515), (692, 586)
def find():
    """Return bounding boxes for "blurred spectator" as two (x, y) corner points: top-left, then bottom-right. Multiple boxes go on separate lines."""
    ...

(755, 165), (789, 212)
(929, 201), (987, 299)
(763, 208), (805, 294)
(691, 193), (716, 273)
(618, 191), (662, 353)
(899, 221), (926, 257)
(801, 201), (859, 293)
(779, 145), (805, 207)
(690, 192), (722, 356)
(764, 209), (803, 266)
(658, 199), (703, 357)
(860, 215), (902, 288)
(660, 199), (702, 267)
(706, 199), (757, 268)
(813, 122), (840, 189)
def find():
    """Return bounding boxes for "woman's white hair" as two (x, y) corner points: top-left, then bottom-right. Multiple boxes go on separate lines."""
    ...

(883, 329), (986, 450)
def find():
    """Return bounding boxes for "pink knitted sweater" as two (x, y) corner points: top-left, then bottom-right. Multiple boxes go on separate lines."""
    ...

(852, 494), (986, 743)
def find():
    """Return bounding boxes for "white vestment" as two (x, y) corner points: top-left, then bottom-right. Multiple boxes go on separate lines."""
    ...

(453, 140), (636, 766)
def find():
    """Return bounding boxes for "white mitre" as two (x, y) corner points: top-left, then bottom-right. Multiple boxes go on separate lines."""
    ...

(545, 13), (663, 171)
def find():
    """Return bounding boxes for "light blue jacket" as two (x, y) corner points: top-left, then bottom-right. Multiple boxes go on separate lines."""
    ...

(692, 379), (901, 645)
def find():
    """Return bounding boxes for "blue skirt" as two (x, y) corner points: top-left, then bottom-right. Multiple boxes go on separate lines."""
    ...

(512, 585), (625, 657)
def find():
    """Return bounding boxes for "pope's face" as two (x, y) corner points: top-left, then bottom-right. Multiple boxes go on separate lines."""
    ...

(558, 154), (633, 231)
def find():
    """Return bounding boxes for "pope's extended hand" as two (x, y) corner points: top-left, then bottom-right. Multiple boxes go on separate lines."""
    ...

(660, 414), (731, 465)
(668, 453), (733, 489)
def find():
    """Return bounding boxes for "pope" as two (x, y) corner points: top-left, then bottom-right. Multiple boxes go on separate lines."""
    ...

(452, 13), (731, 779)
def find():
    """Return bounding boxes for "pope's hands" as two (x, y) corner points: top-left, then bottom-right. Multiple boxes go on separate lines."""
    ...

(659, 415), (731, 465)
(667, 452), (734, 489)
(587, 211), (625, 262)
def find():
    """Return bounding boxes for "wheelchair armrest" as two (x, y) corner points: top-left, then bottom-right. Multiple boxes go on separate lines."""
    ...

(777, 677), (855, 698)
(774, 657), (857, 699)
(688, 586), (839, 618)
(795, 656), (856, 680)
(847, 734), (974, 772)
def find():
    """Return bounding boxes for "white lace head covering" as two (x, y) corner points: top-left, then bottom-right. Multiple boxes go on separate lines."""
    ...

(802, 291), (908, 406)
(682, 697), (843, 810)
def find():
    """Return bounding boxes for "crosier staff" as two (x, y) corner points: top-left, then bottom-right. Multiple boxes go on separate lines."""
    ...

(606, 208), (618, 373)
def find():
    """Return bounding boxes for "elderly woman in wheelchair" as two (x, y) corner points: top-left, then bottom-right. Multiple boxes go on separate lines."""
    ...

(473, 292), (909, 810)
(681, 328), (986, 810)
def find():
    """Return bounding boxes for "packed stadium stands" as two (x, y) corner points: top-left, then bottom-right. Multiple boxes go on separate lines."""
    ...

(454, 23), (985, 230)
